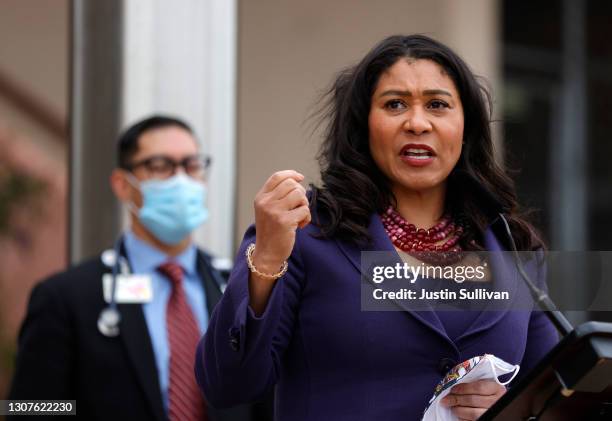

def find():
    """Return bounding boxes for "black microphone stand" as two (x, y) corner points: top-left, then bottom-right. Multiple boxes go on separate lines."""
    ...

(498, 214), (574, 336)
(478, 214), (612, 420)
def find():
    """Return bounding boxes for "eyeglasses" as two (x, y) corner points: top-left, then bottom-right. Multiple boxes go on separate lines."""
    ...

(125, 155), (212, 179)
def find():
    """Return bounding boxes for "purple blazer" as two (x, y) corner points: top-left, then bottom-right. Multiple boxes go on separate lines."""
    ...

(196, 214), (559, 420)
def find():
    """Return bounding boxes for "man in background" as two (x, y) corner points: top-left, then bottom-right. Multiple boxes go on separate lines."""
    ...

(9, 115), (264, 421)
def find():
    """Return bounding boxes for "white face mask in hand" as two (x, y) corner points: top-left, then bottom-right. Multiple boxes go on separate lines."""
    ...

(421, 354), (520, 421)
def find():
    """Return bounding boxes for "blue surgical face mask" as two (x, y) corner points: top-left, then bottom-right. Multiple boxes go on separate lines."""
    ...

(127, 173), (209, 245)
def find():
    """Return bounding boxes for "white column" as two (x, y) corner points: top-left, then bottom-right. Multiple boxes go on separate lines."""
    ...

(442, 0), (502, 159)
(122, 0), (237, 261)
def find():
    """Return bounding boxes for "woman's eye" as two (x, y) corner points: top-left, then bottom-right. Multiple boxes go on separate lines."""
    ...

(384, 99), (406, 110)
(428, 100), (449, 110)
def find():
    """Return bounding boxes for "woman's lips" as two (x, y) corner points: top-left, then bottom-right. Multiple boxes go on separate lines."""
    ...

(399, 144), (436, 167)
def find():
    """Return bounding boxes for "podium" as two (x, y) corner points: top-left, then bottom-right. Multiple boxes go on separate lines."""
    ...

(480, 321), (612, 420)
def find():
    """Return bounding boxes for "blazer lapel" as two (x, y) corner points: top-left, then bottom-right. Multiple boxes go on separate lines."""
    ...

(118, 303), (167, 421)
(334, 213), (530, 345)
(454, 224), (523, 342)
(117, 248), (222, 421)
(335, 213), (449, 342)
(114, 242), (166, 421)
(196, 250), (223, 315)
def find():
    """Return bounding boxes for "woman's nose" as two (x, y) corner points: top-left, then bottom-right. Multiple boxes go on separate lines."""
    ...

(402, 108), (432, 135)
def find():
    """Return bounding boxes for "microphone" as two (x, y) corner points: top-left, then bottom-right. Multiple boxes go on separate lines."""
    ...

(457, 169), (573, 335)
(498, 213), (573, 336)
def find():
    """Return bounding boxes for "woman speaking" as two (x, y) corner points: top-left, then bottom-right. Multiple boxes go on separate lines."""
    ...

(196, 35), (558, 420)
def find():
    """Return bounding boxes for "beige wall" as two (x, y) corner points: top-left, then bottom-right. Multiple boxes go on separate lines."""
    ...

(0, 0), (68, 160)
(236, 0), (500, 246)
(0, 0), (69, 397)
(0, 0), (68, 117)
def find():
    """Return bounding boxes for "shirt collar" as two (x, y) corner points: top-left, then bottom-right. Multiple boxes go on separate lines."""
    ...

(123, 231), (198, 277)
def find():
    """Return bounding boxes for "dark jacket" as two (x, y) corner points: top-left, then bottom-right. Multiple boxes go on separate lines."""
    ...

(9, 245), (261, 421)
(198, 214), (559, 420)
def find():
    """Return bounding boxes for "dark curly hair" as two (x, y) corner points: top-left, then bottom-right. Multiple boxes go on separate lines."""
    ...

(310, 34), (543, 251)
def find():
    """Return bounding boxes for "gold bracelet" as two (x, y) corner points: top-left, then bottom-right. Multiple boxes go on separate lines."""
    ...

(245, 243), (288, 280)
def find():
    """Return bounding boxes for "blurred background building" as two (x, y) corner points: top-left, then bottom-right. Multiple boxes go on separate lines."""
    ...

(0, 0), (610, 398)
(0, 0), (69, 397)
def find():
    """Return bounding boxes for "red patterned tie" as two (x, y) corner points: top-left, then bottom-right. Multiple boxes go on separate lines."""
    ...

(158, 262), (207, 421)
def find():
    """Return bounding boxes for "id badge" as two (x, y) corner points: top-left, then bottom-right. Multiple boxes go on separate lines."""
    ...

(102, 274), (153, 303)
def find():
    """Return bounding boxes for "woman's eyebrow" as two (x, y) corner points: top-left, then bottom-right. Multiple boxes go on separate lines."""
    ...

(378, 89), (453, 98)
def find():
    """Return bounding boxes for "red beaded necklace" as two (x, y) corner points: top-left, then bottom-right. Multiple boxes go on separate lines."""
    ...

(380, 206), (465, 265)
